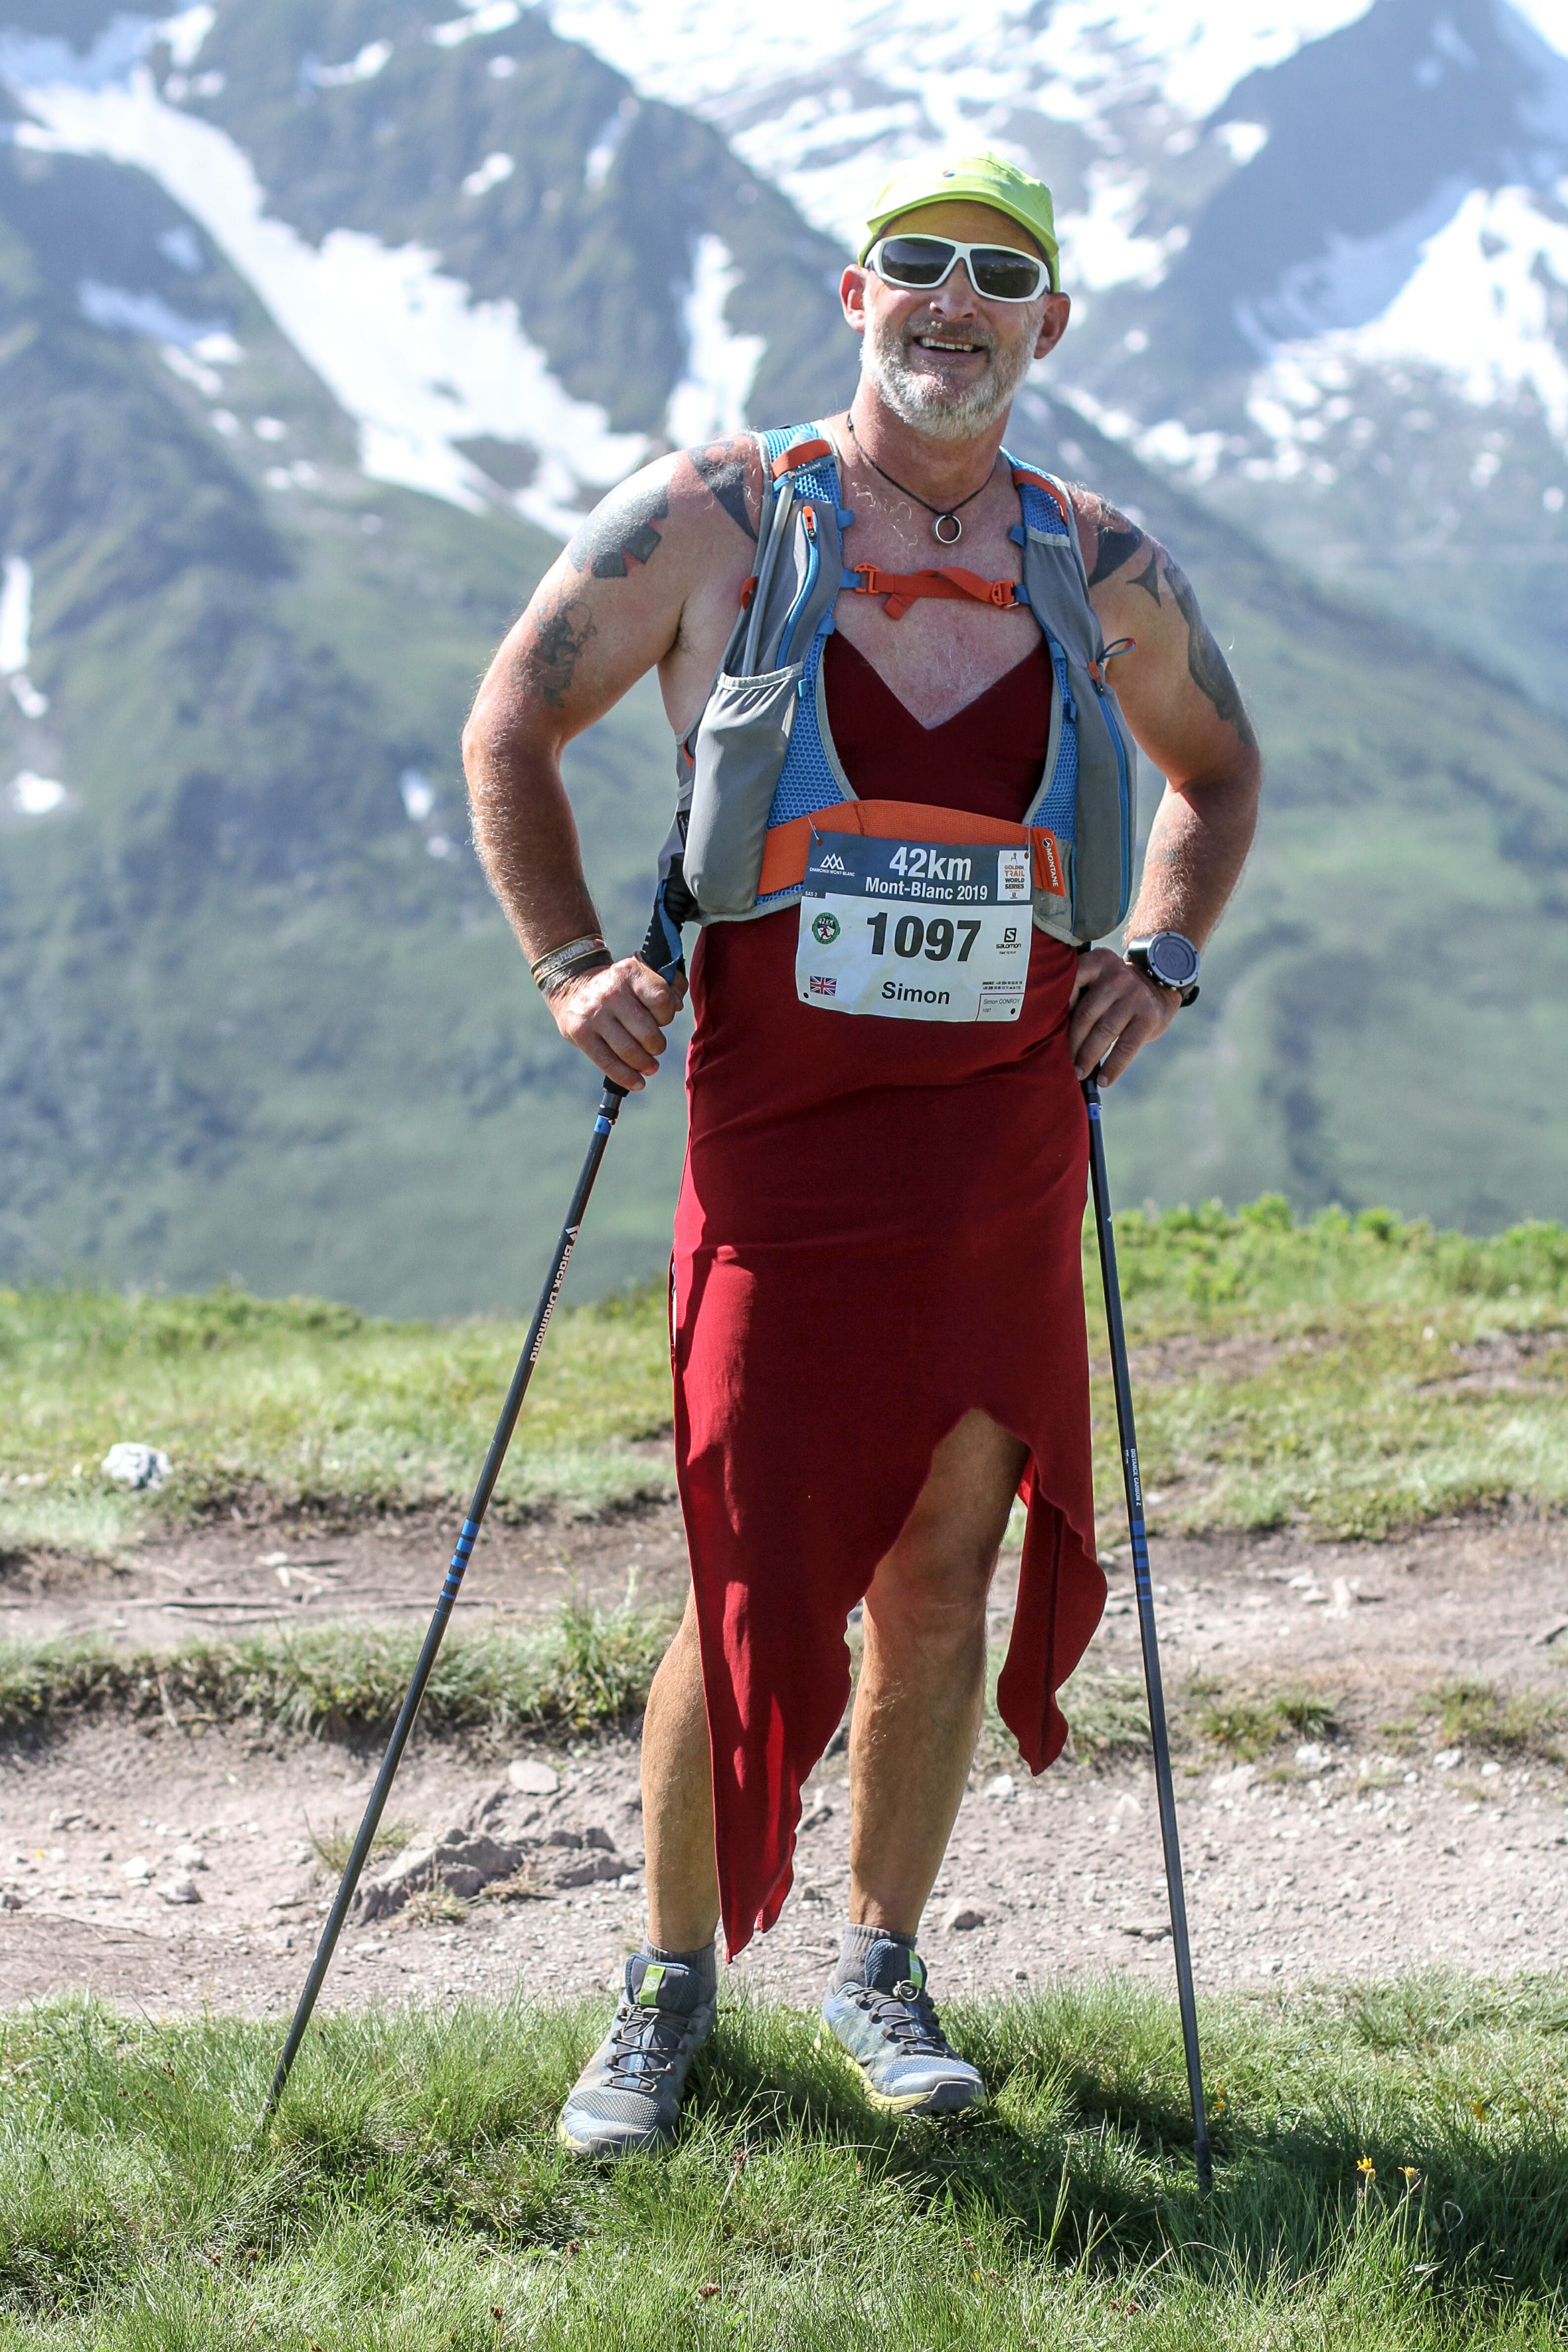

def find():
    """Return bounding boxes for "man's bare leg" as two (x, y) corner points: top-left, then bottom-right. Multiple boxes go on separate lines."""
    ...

(640, 1597), (721, 1952)
(848, 1409), (1027, 1932)
(638, 1408), (1025, 1950)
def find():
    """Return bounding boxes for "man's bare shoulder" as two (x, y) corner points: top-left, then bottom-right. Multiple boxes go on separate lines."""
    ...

(1062, 480), (1165, 594)
(1062, 481), (1258, 758)
(563, 435), (763, 585)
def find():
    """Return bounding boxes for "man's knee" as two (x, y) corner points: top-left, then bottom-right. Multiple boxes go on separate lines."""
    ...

(866, 1529), (996, 1639)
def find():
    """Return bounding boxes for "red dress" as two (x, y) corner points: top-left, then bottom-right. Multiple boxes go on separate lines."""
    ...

(672, 632), (1104, 1955)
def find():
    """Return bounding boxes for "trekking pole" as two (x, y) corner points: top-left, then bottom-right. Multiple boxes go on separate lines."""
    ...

(1082, 1071), (1212, 2193)
(259, 1075), (630, 2129)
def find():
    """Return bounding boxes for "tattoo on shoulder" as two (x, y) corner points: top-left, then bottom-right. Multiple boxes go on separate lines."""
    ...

(511, 591), (598, 710)
(1164, 559), (1259, 751)
(688, 437), (757, 542)
(1131, 550), (1162, 604)
(1085, 497), (1147, 588)
(567, 476), (671, 578)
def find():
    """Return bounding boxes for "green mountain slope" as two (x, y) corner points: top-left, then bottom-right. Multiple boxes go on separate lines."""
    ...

(1022, 397), (1568, 1230)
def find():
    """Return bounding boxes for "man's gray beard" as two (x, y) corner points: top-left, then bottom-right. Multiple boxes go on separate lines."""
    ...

(862, 308), (1037, 442)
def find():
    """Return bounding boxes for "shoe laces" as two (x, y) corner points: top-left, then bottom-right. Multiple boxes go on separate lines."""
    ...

(602, 1997), (691, 2090)
(854, 1977), (952, 2057)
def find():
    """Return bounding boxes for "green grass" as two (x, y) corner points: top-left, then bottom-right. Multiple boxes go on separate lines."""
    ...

(1419, 1682), (1565, 1765)
(5, 1198), (1568, 1555)
(0, 1606), (671, 1744)
(1101, 1201), (1568, 1538)
(1, 1974), (1567, 2345)
(0, 1283), (676, 1550)
(1194, 1687), (1340, 1763)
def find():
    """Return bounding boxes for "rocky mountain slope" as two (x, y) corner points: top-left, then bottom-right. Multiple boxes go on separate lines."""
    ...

(0, 0), (1564, 1311)
(552, 0), (1568, 710)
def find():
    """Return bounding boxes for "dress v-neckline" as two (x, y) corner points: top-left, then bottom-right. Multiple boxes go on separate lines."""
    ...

(829, 633), (1047, 735)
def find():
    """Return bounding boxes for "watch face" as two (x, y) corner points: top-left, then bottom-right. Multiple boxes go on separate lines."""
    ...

(1148, 932), (1199, 989)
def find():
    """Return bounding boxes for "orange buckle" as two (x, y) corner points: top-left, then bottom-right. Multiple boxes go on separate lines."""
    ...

(771, 437), (832, 478)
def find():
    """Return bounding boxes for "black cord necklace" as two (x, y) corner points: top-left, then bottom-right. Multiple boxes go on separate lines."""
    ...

(846, 414), (995, 546)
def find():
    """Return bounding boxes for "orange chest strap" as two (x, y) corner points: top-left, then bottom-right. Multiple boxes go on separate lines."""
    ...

(847, 561), (1028, 623)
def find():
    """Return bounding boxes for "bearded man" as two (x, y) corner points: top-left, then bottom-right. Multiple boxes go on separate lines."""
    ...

(463, 151), (1261, 2157)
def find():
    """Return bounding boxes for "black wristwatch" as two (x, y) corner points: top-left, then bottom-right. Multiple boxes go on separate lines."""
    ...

(1127, 931), (1200, 1006)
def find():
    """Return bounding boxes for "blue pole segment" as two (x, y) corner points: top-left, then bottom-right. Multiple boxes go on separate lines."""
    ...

(1083, 1070), (1213, 2193)
(261, 1077), (630, 2127)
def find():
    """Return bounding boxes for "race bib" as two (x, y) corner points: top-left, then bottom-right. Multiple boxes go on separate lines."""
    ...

(796, 832), (1033, 1022)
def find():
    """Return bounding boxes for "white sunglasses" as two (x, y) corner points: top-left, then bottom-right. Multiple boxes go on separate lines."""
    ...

(864, 233), (1055, 303)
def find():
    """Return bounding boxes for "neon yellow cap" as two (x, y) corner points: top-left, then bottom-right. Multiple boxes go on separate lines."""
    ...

(859, 150), (1059, 291)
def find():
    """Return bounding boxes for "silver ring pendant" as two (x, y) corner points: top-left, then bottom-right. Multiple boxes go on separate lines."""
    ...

(933, 512), (963, 545)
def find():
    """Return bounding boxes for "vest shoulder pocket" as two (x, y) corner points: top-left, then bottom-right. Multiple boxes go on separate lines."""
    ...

(686, 663), (805, 917)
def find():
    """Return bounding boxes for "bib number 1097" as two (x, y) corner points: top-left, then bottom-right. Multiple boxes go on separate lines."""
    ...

(795, 832), (1034, 1024)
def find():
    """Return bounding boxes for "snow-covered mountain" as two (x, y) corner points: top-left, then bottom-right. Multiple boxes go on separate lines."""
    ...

(0, 0), (848, 537)
(547, 0), (1568, 698)
(7, 0), (1563, 701)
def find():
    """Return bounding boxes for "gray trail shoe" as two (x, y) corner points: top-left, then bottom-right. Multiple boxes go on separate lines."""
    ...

(821, 1939), (984, 2116)
(557, 1954), (716, 2159)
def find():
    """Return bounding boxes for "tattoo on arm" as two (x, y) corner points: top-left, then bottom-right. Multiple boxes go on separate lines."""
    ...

(688, 438), (757, 542)
(1164, 560), (1258, 751)
(1086, 499), (1146, 587)
(511, 592), (598, 710)
(567, 478), (671, 577)
(1130, 550), (1162, 603)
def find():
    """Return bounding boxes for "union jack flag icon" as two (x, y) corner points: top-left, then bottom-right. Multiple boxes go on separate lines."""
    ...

(808, 975), (837, 997)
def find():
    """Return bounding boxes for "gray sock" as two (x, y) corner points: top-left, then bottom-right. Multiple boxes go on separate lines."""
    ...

(641, 1936), (717, 2002)
(831, 1921), (917, 1993)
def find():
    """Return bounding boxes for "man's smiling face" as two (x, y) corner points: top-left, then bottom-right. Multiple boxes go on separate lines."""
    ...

(846, 198), (1070, 443)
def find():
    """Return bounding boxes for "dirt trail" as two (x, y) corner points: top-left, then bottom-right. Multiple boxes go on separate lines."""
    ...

(1, 1500), (1566, 2017)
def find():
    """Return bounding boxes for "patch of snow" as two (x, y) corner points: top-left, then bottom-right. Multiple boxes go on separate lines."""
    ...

(1134, 416), (1229, 483)
(305, 40), (393, 88)
(1058, 164), (1187, 292)
(546, 0), (1378, 256)
(584, 96), (637, 193)
(429, 2), (521, 47)
(664, 235), (764, 446)
(462, 150), (515, 196)
(400, 769), (436, 820)
(1215, 120), (1269, 165)
(209, 406), (239, 435)
(1348, 184), (1568, 438)
(160, 341), (221, 395)
(0, 16), (150, 93)
(487, 53), (517, 78)
(253, 414), (286, 440)
(10, 678), (47, 719)
(11, 772), (66, 815)
(156, 223), (203, 272)
(1235, 175), (1473, 352)
(77, 278), (226, 345)
(0, 554), (32, 676)
(1245, 184), (1568, 452)
(1, 44), (646, 532)
(156, 6), (215, 72)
